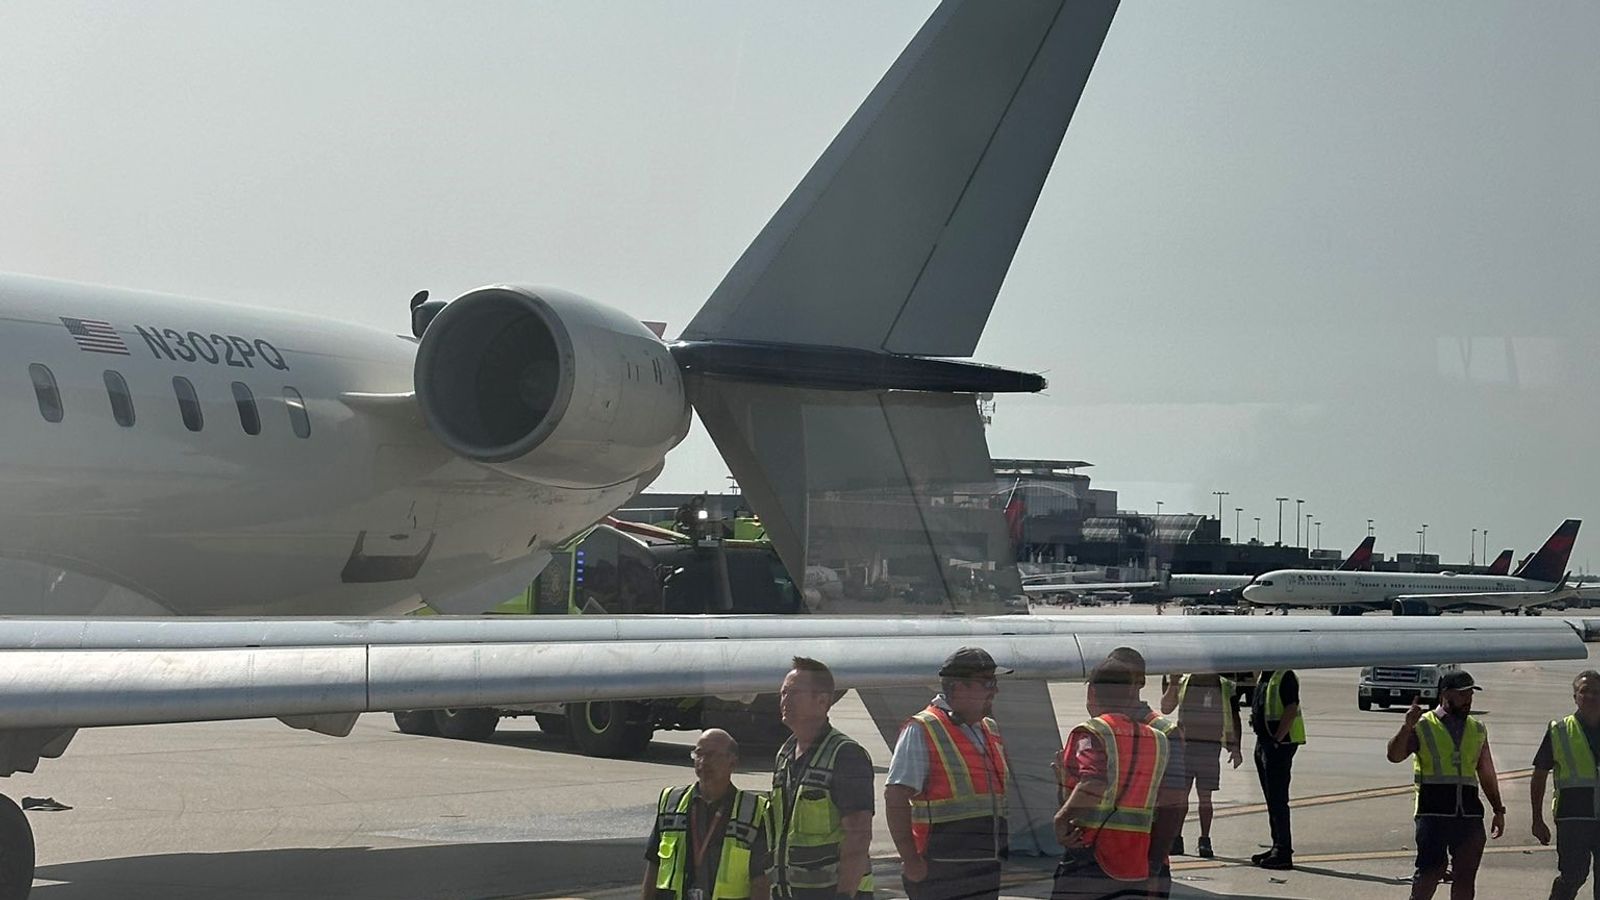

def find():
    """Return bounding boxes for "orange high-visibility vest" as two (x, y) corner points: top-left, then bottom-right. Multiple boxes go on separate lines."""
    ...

(1056, 713), (1170, 882)
(907, 705), (1009, 860)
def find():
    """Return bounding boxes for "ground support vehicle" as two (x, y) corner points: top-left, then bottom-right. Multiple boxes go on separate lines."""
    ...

(393, 517), (802, 756)
(1357, 663), (1462, 711)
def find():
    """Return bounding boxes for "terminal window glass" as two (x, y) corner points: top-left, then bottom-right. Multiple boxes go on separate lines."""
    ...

(283, 387), (310, 438)
(172, 376), (203, 431)
(231, 382), (260, 435)
(103, 370), (135, 427)
(29, 364), (63, 423)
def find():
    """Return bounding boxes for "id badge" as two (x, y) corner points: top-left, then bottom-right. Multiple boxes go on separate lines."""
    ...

(688, 890), (704, 900)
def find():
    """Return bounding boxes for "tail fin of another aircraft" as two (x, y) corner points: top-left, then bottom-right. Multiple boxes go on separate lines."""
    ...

(1337, 536), (1376, 571)
(1486, 549), (1514, 576)
(1514, 520), (1582, 583)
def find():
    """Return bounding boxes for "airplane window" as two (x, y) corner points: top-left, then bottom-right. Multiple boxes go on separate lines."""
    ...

(231, 382), (260, 435)
(283, 387), (310, 438)
(103, 370), (135, 427)
(172, 376), (203, 431)
(29, 364), (62, 423)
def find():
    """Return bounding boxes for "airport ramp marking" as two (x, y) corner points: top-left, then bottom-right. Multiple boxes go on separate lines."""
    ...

(1172, 842), (1555, 872)
(1208, 767), (1534, 820)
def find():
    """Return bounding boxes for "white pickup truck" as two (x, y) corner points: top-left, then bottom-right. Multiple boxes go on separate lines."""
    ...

(1357, 663), (1464, 711)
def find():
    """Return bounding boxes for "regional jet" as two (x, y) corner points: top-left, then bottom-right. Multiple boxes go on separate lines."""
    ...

(0, 2), (1588, 892)
(1022, 535), (1377, 600)
(1242, 519), (1584, 615)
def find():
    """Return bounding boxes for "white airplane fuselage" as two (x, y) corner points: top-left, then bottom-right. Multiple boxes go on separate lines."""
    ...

(1242, 570), (1552, 612)
(0, 274), (680, 617)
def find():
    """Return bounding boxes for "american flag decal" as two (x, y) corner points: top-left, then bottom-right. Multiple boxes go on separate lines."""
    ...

(60, 317), (130, 355)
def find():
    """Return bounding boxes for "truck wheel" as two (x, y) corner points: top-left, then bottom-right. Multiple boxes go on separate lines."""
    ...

(0, 793), (34, 900)
(567, 701), (654, 758)
(432, 708), (500, 741)
(393, 710), (440, 736)
(1358, 696), (1372, 711)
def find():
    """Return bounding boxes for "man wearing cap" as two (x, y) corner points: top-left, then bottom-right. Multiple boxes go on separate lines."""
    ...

(1104, 647), (1186, 898)
(885, 647), (1011, 900)
(1530, 669), (1600, 900)
(1386, 669), (1505, 899)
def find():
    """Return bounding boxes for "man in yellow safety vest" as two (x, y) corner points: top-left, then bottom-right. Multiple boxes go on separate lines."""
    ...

(1386, 669), (1505, 899)
(1250, 669), (1306, 870)
(1531, 669), (1600, 899)
(643, 728), (772, 900)
(1160, 673), (1243, 859)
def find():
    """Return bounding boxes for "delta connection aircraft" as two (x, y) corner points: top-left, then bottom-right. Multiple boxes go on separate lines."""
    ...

(0, 2), (1587, 894)
(1242, 520), (1585, 615)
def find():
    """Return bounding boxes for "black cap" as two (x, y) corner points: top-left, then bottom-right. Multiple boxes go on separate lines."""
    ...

(939, 646), (1013, 679)
(1439, 670), (1481, 693)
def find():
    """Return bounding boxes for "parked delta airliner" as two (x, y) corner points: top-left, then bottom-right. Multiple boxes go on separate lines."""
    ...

(1241, 520), (1583, 615)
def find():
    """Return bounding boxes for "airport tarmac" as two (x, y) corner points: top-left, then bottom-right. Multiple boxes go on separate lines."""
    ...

(6, 607), (1592, 899)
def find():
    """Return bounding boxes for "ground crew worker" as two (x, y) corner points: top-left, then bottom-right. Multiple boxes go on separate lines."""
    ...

(1105, 646), (1185, 897)
(771, 657), (875, 899)
(1386, 669), (1505, 900)
(1160, 673), (1243, 858)
(643, 729), (772, 900)
(1052, 659), (1171, 899)
(1250, 669), (1304, 870)
(1531, 669), (1600, 899)
(885, 647), (1012, 900)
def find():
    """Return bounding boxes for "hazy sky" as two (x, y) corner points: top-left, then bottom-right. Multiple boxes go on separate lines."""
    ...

(1, 3), (1595, 568)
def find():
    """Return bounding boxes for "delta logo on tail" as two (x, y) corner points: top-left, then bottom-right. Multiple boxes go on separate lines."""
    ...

(1485, 549), (1514, 576)
(1337, 535), (1376, 571)
(1512, 519), (1582, 583)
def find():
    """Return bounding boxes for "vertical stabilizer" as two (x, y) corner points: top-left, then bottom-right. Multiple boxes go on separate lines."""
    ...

(1486, 550), (1514, 576)
(1337, 536), (1377, 571)
(1514, 520), (1582, 583)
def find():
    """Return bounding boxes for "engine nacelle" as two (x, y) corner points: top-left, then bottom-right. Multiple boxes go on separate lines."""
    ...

(1391, 599), (1438, 617)
(415, 285), (690, 489)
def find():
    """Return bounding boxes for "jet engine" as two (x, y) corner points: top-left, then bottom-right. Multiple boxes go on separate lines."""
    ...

(414, 285), (690, 489)
(1391, 599), (1439, 617)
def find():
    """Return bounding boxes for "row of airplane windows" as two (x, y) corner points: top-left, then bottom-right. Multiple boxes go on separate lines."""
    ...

(28, 364), (311, 438)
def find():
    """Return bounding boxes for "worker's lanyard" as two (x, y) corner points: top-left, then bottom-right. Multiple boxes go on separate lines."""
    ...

(690, 796), (727, 889)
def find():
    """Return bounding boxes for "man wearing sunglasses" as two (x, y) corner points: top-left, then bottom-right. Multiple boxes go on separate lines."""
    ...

(885, 647), (1012, 900)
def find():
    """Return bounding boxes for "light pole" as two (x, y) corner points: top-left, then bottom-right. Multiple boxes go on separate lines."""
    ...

(1254, 517), (1262, 542)
(1471, 528), (1477, 567)
(1295, 499), (1304, 546)
(1156, 500), (1163, 517)
(1235, 508), (1243, 543)
(1417, 530), (1424, 555)
(1213, 491), (1229, 530)
(1275, 497), (1288, 545)
(1483, 529), (1489, 565)
(1314, 521), (1322, 550)
(1422, 523), (1429, 556)
(1367, 518), (1374, 538)
(1306, 514), (1313, 552)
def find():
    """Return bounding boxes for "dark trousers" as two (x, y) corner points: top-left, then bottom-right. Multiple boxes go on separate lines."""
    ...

(1049, 854), (1148, 900)
(1550, 819), (1600, 900)
(1411, 816), (1485, 900)
(1253, 739), (1298, 855)
(902, 860), (1000, 900)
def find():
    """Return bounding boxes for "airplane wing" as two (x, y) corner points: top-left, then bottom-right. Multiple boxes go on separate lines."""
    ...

(1022, 581), (1158, 594)
(0, 613), (1587, 735)
(1392, 581), (1582, 614)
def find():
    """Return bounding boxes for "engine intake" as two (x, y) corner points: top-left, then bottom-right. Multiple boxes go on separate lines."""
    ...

(415, 286), (689, 489)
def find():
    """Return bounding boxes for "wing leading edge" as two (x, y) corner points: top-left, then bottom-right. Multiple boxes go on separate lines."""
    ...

(0, 615), (1585, 731)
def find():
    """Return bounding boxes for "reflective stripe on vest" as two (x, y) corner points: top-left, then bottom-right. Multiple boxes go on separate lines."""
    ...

(1263, 671), (1307, 744)
(1057, 714), (1170, 882)
(1177, 674), (1236, 744)
(1550, 715), (1600, 820)
(771, 728), (874, 895)
(653, 785), (768, 900)
(907, 705), (1008, 859)
(1412, 711), (1486, 817)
